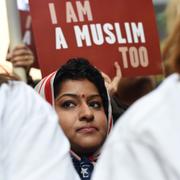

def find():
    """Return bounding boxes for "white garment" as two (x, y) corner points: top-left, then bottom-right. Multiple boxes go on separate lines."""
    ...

(92, 73), (180, 180)
(0, 81), (80, 180)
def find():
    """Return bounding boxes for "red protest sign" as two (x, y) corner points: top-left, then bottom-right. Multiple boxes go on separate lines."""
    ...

(29, 0), (162, 77)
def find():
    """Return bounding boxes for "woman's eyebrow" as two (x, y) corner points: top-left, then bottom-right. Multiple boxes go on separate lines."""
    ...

(87, 94), (102, 101)
(56, 93), (101, 101)
(56, 93), (78, 101)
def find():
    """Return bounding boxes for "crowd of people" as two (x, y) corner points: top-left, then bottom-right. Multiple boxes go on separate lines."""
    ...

(0, 0), (180, 179)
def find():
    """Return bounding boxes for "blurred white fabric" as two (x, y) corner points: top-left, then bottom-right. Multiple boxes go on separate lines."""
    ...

(0, 81), (80, 180)
(92, 73), (180, 180)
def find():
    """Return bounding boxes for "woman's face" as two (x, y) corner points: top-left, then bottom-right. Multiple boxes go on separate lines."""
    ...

(55, 79), (108, 155)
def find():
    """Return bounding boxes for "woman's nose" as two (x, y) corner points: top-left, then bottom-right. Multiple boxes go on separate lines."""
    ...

(79, 103), (94, 121)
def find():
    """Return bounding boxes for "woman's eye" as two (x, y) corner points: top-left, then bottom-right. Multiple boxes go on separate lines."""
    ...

(61, 101), (76, 109)
(89, 101), (102, 109)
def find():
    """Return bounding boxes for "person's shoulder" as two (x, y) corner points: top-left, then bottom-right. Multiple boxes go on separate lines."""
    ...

(4, 80), (54, 112)
(3, 80), (35, 99)
(110, 73), (180, 142)
(0, 80), (27, 98)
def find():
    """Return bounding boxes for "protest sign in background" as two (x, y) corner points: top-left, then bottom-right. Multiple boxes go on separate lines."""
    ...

(29, 0), (162, 77)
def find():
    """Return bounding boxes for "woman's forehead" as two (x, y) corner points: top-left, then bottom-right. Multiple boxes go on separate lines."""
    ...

(57, 79), (100, 98)
(60, 79), (98, 91)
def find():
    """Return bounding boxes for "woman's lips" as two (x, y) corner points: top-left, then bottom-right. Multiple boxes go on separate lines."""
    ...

(76, 126), (98, 133)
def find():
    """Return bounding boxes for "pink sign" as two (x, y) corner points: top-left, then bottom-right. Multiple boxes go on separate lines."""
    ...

(29, 0), (162, 77)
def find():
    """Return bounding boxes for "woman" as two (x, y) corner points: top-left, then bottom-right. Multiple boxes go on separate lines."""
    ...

(35, 58), (113, 180)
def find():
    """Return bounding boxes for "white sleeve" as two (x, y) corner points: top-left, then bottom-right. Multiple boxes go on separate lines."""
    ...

(1, 82), (80, 180)
(92, 74), (180, 180)
(92, 133), (173, 180)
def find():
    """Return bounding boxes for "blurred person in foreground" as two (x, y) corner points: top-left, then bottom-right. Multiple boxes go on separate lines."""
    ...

(92, 42), (180, 180)
(0, 74), (80, 180)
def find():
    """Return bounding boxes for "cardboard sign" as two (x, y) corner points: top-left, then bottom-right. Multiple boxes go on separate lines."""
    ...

(29, 0), (162, 77)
